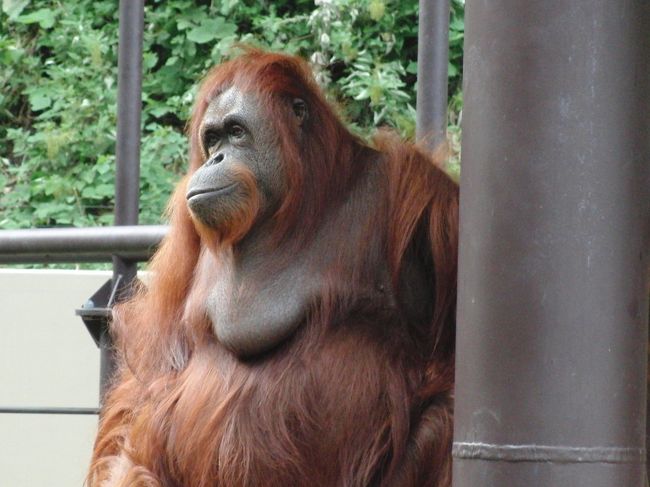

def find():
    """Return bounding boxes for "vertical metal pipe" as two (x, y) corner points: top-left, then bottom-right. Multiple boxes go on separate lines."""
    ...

(416, 0), (450, 151)
(102, 0), (145, 399)
(114, 0), (144, 230)
(454, 1), (650, 486)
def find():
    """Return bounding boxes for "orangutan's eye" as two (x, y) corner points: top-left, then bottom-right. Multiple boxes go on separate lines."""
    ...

(203, 130), (219, 152)
(228, 124), (245, 139)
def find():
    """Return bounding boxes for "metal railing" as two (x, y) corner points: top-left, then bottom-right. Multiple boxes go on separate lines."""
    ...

(0, 225), (166, 263)
(0, 0), (149, 415)
(0, 0), (452, 415)
(1, 3), (648, 487)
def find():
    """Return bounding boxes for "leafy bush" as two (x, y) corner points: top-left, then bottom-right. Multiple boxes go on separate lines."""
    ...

(0, 0), (464, 229)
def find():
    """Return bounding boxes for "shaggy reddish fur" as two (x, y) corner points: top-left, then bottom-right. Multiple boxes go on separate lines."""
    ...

(88, 50), (458, 487)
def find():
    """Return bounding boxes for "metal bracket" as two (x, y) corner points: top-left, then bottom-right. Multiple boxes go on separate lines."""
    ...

(75, 275), (123, 347)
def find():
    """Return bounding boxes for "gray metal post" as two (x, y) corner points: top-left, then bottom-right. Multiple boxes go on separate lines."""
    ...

(104, 0), (145, 398)
(453, 1), (650, 486)
(114, 0), (143, 232)
(416, 0), (450, 151)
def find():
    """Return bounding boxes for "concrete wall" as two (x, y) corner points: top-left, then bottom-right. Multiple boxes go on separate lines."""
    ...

(0, 269), (107, 487)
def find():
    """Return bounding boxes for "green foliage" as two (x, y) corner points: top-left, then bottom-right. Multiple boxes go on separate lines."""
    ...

(0, 0), (464, 229)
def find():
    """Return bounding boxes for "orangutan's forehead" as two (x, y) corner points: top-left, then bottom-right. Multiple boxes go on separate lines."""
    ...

(209, 87), (243, 113)
(202, 87), (264, 129)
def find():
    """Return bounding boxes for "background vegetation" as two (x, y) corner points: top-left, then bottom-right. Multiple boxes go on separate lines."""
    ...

(0, 0), (464, 229)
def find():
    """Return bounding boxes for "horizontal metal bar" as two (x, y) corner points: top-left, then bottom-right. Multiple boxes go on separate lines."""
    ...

(0, 225), (167, 263)
(453, 442), (646, 464)
(0, 406), (99, 415)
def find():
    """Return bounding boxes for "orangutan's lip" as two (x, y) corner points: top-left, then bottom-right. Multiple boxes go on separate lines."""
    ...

(186, 183), (237, 201)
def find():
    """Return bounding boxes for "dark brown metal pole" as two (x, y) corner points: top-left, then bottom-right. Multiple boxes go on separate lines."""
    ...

(103, 0), (145, 398)
(454, 1), (650, 486)
(416, 0), (450, 151)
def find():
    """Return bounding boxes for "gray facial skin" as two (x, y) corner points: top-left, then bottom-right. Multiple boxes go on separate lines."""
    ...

(186, 87), (315, 358)
(186, 87), (285, 228)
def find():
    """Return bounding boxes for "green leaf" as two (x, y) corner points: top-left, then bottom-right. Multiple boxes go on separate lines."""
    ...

(95, 183), (115, 197)
(176, 18), (194, 31)
(54, 214), (72, 225)
(43, 176), (63, 196)
(143, 51), (158, 69)
(149, 105), (171, 118)
(97, 213), (113, 225)
(28, 90), (51, 111)
(449, 32), (463, 42)
(16, 8), (55, 29)
(81, 186), (100, 199)
(219, 0), (238, 16)
(187, 24), (215, 44)
(187, 18), (236, 44)
(2, 0), (29, 19)
(450, 18), (464, 31)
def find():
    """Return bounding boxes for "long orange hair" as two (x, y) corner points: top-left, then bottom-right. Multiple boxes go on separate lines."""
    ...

(89, 50), (458, 487)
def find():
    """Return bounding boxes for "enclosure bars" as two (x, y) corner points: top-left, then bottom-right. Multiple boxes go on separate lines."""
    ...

(0, 0), (151, 416)
(453, 1), (650, 486)
(0, 225), (165, 263)
(0, 227), (160, 418)
(415, 0), (450, 151)
(102, 0), (145, 398)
